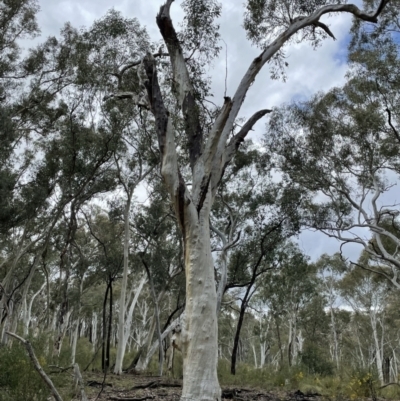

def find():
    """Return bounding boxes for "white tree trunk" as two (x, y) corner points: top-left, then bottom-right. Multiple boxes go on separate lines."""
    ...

(23, 281), (46, 337)
(20, 261), (39, 337)
(260, 342), (267, 368)
(53, 309), (72, 357)
(114, 275), (146, 374)
(71, 318), (79, 364)
(180, 204), (220, 401)
(330, 306), (340, 369)
(252, 344), (258, 368)
(370, 311), (385, 385)
(80, 320), (86, 338)
(146, 264), (164, 376)
(136, 315), (182, 371)
(114, 188), (134, 374)
(91, 312), (97, 353)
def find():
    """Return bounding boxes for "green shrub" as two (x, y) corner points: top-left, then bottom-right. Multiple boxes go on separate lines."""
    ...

(344, 369), (377, 400)
(300, 345), (334, 376)
(0, 342), (49, 401)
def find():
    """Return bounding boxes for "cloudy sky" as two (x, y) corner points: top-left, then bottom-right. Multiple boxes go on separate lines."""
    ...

(29, 0), (381, 263)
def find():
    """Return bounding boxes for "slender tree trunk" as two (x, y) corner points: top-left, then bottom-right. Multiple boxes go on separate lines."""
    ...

(330, 306), (340, 370)
(136, 315), (182, 371)
(20, 259), (39, 336)
(275, 316), (284, 366)
(370, 311), (384, 385)
(1, 298), (14, 345)
(71, 276), (84, 365)
(71, 319), (79, 365)
(252, 344), (258, 368)
(260, 342), (268, 368)
(115, 276), (146, 373)
(102, 282), (110, 371)
(231, 281), (256, 375)
(106, 280), (113, 371)
(142, 259), (164, 376)
(114, 188), (133, 374)
(24, 281), (46, 337)
(91, 312), (97, 353)
(231, 300), (246, 375)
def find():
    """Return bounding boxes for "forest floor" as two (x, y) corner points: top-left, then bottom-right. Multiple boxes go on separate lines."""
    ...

(80, 373), (345, 401)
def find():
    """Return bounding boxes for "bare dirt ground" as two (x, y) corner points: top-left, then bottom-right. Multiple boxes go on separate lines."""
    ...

(82, 374), (329, 401)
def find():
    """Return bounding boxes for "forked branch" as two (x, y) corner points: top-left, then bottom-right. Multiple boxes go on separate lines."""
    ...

(157, 0), (203, 169)
(218, 0), (391, 157)
(142, 53), (190, 231)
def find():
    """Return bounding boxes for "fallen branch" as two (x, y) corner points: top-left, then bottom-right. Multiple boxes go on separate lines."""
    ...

(221, 389), (247, 400)
(73, 363), (88, 401)
(379, 382), (400, 390)
(48, 364), (74, 374)
(109, 396), (155, 401)
(6, 331), (63, 401)
(131, 380), (181, 390)
(131, 381), (158, 389)
(88, 380), (113, 387)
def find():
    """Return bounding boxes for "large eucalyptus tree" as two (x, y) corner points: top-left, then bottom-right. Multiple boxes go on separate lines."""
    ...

(103, 0), (391, 399)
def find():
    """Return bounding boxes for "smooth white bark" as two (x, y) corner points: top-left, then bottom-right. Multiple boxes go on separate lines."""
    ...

(179, 194), (220, 401)
(53, 309), (72, 357)
(114, 276), (146, 373)
(71, 319), (79, 365)
(23, 281), (46, 337)
(370, 310), (385, 385)
(136, 315), (182, 371)
(91, 312), (97, 353)
(114, 186), (134, 375)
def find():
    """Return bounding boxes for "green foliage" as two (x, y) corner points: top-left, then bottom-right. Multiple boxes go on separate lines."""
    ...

(300, 344), (334, 376)
(0, 342), (49, 401)
(341, 369), (379, 400)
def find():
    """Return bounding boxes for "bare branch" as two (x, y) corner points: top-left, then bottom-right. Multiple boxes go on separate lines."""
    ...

(227, 109), (272, 157)
(219, 0), (390, 153)
(157, 0), (203, 169)
(211, 109), (271, 196)
(142, 53), (193, 233)
(193, 97), (233, 209)
(349, 261), (400, 290)
(314, 21), (336, 40)
(386, 107), (400, 144)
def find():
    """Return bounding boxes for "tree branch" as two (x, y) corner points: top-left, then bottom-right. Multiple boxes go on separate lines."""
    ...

(385, 107), (400, 144)
(157, 0), (203, 170)
(193, 97), (233, 211)
(212, 109), (272, 196)
(314, 21), (336, 40)
(73, 363), (89, 401)
(349, 261), (400, 290)
(118, 52), (169, 79)
(142, 52), (192, 233)
(216, 0), (390, 169)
